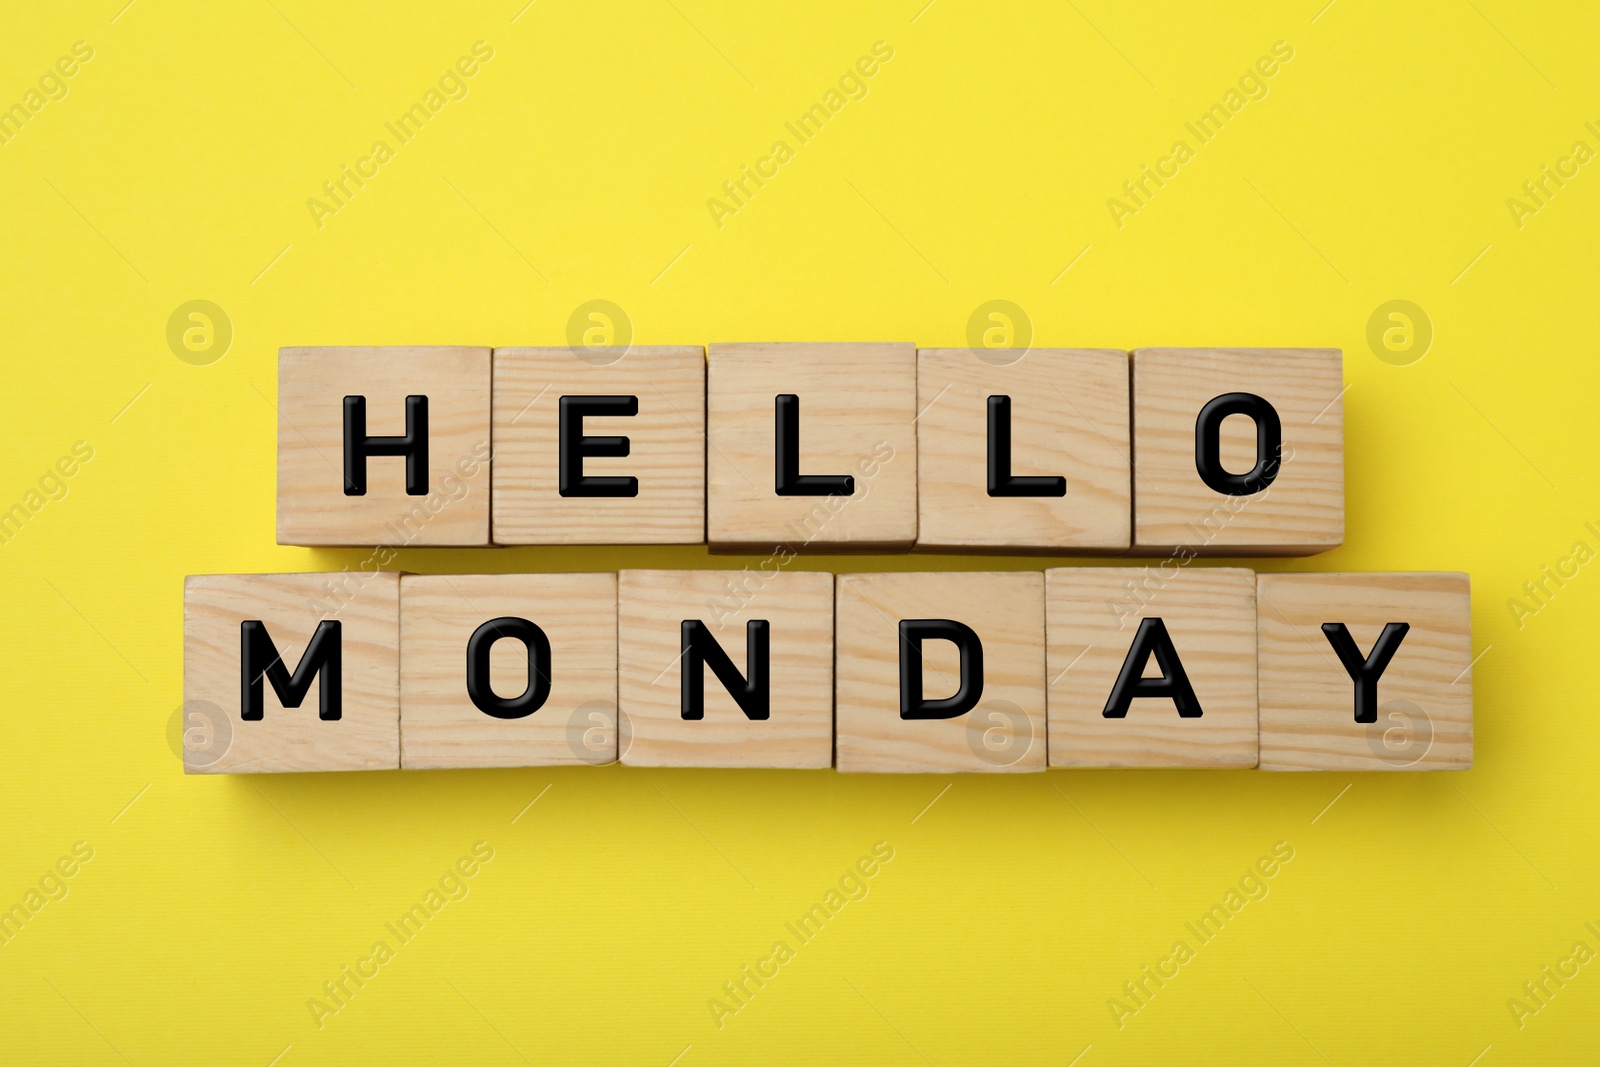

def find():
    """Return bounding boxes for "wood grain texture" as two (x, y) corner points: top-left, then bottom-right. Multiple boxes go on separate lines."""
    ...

(617, 569), (834, 768)
(1257, 572), (1472, 771)
(1131, 347), (1343, 555)
(277, 346), (492, 546)
(915, 347), (1130, 551)
(183, 572), (400, 773)
(491, 346), (706, 545)
(835, 571), (1046, 773)
(399, 573), (617, 770)
(707, 342), (916, 550)
(1046, 566), (1258, 768)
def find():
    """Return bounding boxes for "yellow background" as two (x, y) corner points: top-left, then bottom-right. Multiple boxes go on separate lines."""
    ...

(2, 0), (1597, 1062)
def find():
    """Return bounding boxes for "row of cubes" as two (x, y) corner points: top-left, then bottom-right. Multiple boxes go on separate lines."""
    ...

(182, 566), (1471, 775)
(276, 344), (1345, 553)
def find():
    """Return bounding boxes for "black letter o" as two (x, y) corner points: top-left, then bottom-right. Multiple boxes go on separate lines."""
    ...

(465, 617), (552, 719)
(1194, 392), (1281, 495)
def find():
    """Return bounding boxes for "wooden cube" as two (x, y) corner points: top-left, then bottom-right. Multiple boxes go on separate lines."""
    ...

(617, 569), (834, 767)
(916, 347), (1130, 551)
(1046, 566), (1257, 768)
(1131, 348), (1343, 555)
(399, 573), (617, 769)
(183, 572), (400, 773)
(706, 342), (917, 550)
(1257, 572), (1472, 771)
(835, 571), (1046, 773)
(491, 346), (706, 545)
(277, 346), (492, 546)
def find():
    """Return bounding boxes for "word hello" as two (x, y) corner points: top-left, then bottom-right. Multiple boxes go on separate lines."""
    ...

(272, 344), (1346, 554)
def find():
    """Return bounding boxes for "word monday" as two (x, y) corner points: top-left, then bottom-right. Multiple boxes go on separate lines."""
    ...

(182, 565), (1473, 774)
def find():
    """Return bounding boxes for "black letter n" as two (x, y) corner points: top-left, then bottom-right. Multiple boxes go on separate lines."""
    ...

(680, 620), (770, 720)
(240, 620), (342, 720)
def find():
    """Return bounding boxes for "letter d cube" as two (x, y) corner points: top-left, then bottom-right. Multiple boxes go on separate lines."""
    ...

(834, 571), (1047, 773)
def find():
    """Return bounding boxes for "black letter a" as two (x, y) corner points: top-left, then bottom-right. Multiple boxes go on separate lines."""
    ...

(1103, 618), (1202, 718)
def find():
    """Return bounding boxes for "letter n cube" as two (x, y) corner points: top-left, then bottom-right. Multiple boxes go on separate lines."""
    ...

(617, 569), (835, 767)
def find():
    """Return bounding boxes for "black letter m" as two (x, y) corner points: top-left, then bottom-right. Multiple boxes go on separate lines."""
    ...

(240, 620), (343, 720)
